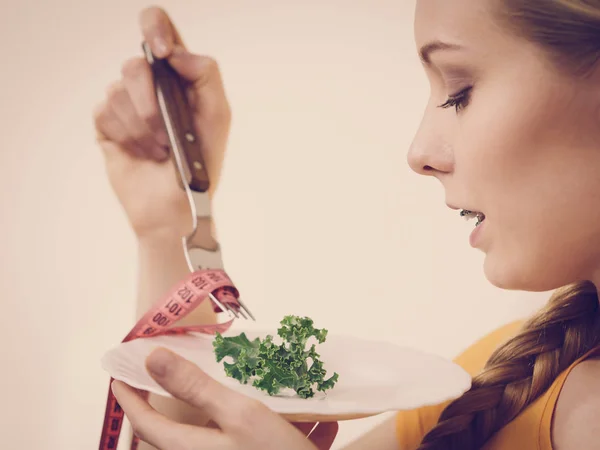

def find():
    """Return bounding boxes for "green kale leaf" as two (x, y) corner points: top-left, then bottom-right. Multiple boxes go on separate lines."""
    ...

(213, 315), (339, 399)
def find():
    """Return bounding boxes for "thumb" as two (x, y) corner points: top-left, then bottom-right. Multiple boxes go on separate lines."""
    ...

(145, 348), (243, 424)
(168, 46), (223, 90)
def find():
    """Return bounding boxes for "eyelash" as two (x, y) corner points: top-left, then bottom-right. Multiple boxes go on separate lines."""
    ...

(438, 87), (473, 113)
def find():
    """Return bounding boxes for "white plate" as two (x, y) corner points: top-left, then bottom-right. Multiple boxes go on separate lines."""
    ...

(101, 329), (471, 422)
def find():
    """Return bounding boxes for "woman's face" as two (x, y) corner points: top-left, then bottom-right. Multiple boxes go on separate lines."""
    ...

(409, 0), (600, 292)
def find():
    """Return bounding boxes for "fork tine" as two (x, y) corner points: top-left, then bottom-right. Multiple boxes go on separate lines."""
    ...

(211, 292), (255, 321)
(227, 303), (241, 318)
(208, 293), (234, 319)
(236, 298), (256, 321)
(236, 307), (248, 320)
(213, 291), (241, 318)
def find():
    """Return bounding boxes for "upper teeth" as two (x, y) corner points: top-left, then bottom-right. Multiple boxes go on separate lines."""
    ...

(460, 209), (485, 225)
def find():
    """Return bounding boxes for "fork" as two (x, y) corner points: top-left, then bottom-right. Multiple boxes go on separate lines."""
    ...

(142, 41), (255, 321)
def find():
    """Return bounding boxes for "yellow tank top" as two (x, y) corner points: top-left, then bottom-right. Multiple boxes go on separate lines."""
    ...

(395, 321), (599, 449)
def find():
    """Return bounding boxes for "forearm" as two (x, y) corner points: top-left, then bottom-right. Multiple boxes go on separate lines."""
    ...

(135, 231), (217, 327)
(134, 231), (216, 450)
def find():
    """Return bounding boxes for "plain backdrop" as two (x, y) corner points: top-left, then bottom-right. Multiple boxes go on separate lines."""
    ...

(0, 0), (550, 448)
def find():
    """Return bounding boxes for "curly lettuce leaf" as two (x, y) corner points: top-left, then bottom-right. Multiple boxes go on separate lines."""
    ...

(213, 332), (261, 384)
(213, 315), (339, 399)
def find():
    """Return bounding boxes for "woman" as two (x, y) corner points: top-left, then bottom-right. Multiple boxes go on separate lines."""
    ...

(94, 1), (600, 449)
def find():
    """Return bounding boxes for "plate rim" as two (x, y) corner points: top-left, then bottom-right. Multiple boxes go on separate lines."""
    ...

(100, 330), (473, 416)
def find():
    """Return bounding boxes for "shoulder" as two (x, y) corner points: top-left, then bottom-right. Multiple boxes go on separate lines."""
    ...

(394, 321), (526, 449)
(552, 357), (600, 450)
(453, 320), (524, 376)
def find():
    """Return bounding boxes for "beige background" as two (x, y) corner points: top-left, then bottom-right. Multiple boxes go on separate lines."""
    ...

(0, 0), (550, 448)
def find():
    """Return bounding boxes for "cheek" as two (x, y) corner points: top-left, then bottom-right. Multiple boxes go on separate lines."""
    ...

(457, 80), (600, 288)
(457, 74), (597, 218)
(483, 210), (600, 292)
(459, 83), (566, 187)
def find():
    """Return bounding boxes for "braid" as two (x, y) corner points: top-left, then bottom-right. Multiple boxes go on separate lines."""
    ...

(416, 281), (600, 450)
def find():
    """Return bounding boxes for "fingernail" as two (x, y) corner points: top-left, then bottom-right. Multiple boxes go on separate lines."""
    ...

(152, 36), (169, 57)
(147, 348), (175, 377)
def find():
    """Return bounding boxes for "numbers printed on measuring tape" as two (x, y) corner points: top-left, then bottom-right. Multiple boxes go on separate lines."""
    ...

(165, 298), (184, 316)
(206, 271), (223, 283)
(140, 325), (156, 335)
(99, 269), (241, 450)
(152, 312), (171, 327)
(176, 285), (195, 304)
(191, 275), (211, 291)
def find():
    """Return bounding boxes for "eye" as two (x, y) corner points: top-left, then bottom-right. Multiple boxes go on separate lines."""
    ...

(438, 87), (472, 113)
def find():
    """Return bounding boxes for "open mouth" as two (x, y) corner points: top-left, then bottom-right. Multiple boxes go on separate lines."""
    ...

(460, 209), (486, 227)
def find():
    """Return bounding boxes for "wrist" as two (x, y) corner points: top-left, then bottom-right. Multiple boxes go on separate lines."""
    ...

(137, 228), (185, 249)
(137, 219), (217, 252)
(134, 227), (219, 327)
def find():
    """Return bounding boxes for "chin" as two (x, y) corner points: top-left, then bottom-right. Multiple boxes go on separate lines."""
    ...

(482, 251), (563, 293)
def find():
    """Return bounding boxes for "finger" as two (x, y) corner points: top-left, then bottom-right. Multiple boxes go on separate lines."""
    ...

(139, 6), (185, 58)
(93, 101), (145, 159)
(112, 381), (229, 450)
(308, 422), (339, 450)
(168, 47), (225, 91)
(121, 57), (170, 148)
(206, 419), (221, 430)
(167, 47), (232, 144)
(106, 80), (167, 161)
(145, 347), (268, 431)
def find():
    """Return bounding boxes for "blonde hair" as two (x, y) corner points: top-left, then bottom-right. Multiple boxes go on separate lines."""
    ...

(416, 2), (600, 449)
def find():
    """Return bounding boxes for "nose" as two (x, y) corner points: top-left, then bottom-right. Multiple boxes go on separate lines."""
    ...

(407, 120), (454, 176)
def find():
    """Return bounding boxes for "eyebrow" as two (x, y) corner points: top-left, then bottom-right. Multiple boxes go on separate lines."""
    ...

(419, 40), (464, 64)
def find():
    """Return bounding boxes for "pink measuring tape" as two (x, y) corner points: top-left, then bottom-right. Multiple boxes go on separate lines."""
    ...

(98, 270), (241, 449)
(98, 41), (254, 449)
